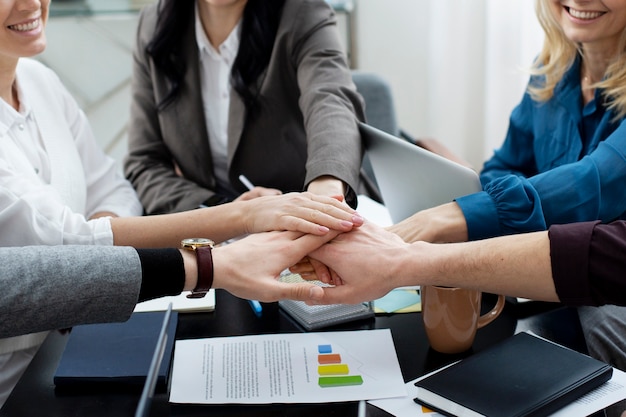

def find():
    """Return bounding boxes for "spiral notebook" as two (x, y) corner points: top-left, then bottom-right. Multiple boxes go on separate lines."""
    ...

(278, 273), (374, 331)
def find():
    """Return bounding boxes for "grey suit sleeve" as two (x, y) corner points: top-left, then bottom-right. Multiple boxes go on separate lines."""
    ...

(0, 246), (141, 339)
(289, 0), (367, 206)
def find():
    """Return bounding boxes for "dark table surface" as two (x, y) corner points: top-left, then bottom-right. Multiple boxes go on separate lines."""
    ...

(1, 291), (588, 417)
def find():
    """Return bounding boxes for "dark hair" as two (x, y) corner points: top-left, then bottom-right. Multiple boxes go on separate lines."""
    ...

(147, 0), (286, 114)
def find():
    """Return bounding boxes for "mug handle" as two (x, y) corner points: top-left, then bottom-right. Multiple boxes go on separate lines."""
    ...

(476, 294), (506, 329)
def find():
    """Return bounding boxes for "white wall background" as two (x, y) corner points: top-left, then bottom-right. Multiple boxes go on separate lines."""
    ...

(353, 0), (544, 169)
(39, 1), (545, 172)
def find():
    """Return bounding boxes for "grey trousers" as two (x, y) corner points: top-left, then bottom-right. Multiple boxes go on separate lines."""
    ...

(579, 305), (626, 417)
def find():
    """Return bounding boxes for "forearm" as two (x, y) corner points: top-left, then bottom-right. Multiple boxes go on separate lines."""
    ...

(413, 231), (558, 301)
(388, 202), (469, 244)
(111, 193), (362, 248)
(110, 204), (247, 247)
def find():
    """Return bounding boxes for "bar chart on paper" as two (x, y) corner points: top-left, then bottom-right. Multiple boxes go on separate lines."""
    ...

(317, 344), (364, 388)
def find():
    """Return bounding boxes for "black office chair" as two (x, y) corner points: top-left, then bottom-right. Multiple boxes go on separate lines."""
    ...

(351, 71), (400, 137)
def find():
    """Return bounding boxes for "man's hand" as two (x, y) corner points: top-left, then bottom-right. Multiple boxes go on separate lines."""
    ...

(211, 230), (339, 302)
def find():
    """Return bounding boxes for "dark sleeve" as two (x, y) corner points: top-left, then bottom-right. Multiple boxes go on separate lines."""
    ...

(136, 248), (185, 302)
(550, 220), (626, 306)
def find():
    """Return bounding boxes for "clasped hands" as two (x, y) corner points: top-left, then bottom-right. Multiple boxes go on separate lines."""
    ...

(212, 217), (410, 306)
(211, 193), (466, 306)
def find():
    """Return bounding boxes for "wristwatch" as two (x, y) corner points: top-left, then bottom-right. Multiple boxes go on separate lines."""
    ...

(181, 238), (215, 299)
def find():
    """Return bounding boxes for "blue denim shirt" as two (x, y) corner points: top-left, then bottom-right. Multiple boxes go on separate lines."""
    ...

(456, 58), (626, 240)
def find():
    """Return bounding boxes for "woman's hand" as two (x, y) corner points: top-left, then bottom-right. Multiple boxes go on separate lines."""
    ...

(387, 202), (469, 243)
(241, 192), (363, 236)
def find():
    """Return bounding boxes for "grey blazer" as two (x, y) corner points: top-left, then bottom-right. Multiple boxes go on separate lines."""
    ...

(0, 246), (140, 339)
(124, 0), (379, 214)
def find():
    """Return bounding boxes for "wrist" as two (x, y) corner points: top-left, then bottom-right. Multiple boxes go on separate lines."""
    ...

(403, 242), (439, 286)
(181, 238), (215, 298)
(389, 242), (427, 287)
(209, 246), (233, 291)
(235, 200), (254, 235)
(307, 176), (346, 197)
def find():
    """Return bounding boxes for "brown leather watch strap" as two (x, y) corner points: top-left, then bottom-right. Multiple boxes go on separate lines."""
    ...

(187, 246), (214, 299)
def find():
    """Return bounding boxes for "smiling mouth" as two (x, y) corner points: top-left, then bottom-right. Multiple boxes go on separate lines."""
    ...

(566, 6), (605, 20)
(8, 19), (40, 32)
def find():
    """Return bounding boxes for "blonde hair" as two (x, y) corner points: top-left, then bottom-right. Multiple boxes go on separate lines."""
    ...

(529, 0), (626, 119)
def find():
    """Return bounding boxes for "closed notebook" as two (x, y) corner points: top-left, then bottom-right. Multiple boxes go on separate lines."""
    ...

(414, 332), (613, 417)
(54, 311), (178, 390)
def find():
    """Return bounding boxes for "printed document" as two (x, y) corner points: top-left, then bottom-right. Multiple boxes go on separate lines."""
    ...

(169, 329), (406, 404)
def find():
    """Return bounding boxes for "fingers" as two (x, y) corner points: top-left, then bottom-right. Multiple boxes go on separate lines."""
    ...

(290, 258), (316, 274)
(287, 230), (339, 261)
(305, 285), (359, 305)
(329, 269), (344, 286)
(243, 192), (363, 235)
(281, 195), (364, 234)
(281, 215), (358, 235)
(308, 258), (332, 284)
(272, 281), (325, 303)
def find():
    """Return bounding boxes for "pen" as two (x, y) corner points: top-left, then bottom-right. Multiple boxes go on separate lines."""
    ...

(358, 400), (367, 417)
(238, 174), (255, 191)
(248, 299), (263, 317)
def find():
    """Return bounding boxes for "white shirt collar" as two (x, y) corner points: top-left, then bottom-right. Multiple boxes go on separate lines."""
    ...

(194, 2), (241, 63)
(0, 76), (32, 137)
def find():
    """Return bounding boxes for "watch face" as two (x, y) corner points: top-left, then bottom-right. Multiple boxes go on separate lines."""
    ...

(181, 238), (215, 248)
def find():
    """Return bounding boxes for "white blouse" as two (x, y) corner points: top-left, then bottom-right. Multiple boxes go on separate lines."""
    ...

(195, 3), (241, 196)
(0, 58), (142, 247)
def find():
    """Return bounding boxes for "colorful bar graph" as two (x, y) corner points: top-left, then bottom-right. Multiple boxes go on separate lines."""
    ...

(315, 343), (363, 388)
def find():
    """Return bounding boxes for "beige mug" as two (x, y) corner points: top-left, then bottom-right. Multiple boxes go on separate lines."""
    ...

(421, 285), (506, 354)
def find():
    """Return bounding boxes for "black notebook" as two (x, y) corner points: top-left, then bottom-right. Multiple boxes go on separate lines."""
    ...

(414, 332), (613, 417)
(54, 310), (178, 390)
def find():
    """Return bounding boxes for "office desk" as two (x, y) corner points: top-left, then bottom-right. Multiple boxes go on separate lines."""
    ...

(1, 292), (587, 417)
